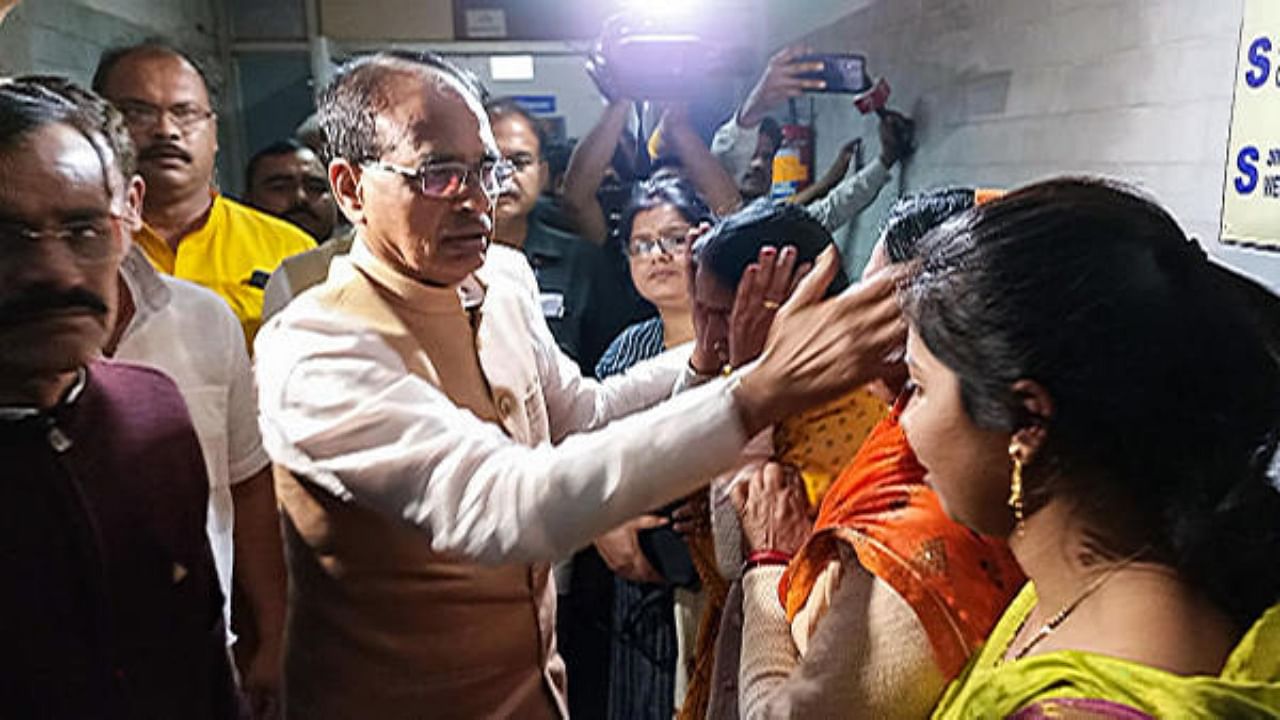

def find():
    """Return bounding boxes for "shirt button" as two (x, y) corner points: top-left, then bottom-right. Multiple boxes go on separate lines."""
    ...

(497, 394), (514, 417)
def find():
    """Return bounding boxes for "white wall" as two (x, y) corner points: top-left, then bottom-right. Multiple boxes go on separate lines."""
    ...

(763, 0), (876, 53)
(769, 0), (1279, 290)
(445, 53), (607, 142)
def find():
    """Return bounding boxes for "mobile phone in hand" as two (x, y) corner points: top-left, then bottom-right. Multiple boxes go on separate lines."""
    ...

(795, 53), (871, 94)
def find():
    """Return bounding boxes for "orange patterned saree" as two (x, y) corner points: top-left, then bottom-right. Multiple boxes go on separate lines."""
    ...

(779, 407), (1025, 678)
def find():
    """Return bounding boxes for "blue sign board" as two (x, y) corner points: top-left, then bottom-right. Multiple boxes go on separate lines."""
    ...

(512, 95), (557, 115)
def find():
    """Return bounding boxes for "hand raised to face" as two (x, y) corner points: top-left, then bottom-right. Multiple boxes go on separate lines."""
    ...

(732, 248), (909, 436)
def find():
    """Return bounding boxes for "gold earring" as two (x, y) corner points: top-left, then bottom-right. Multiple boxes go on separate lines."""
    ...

(1008, 444), (1025, 535)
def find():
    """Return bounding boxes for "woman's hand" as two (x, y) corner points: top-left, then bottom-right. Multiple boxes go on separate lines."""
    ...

(595, 515), (668, 585)
(728, 246), (811, 368)
(732, 249), (909, 436)
(670, 492), (710, 538)
(731, 462), (812, 556)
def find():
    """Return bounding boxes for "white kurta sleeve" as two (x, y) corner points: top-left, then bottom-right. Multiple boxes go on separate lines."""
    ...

(711, 116), (760, 182)
(532, 298), (693, 442)
(255, 313), (749, 565)
(224, 308), (269, 484)
(804, 158), (891, 234)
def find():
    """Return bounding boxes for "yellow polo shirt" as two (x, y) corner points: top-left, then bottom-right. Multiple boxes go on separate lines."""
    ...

(135, 193), (315, 345)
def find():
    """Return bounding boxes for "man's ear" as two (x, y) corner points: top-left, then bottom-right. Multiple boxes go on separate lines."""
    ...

(330, 158), (365, 227)
(124, 174), (145, 232)
(1009, 378), (1053, 464)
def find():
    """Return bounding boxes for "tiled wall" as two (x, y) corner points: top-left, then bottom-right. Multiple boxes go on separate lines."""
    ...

(0, 0), (218, 83)
(0, 0), (230, 187)
(776, 0), (1278, 288)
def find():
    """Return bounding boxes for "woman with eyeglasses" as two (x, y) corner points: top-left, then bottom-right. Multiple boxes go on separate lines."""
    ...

(580, 175), (715, 720)
(596, 177), (711, 378)
(897, 179), (1280, 717)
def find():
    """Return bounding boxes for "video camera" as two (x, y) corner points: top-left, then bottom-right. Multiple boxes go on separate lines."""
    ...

(586, 11), (746, 101)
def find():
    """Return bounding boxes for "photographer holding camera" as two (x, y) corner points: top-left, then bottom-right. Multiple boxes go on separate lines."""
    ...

(712, 46), (915, 233)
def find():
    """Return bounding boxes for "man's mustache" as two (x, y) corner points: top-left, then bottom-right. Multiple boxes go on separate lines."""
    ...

(0, 286), (108, 325)
(139, 142), (192, 163)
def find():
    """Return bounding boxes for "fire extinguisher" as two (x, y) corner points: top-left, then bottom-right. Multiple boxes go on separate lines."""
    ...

(770, 98), (815, 201)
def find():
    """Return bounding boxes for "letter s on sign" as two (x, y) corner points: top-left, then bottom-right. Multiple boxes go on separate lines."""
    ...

(1246, 37), (1271, 88)
(1236, 146), (1260, 195)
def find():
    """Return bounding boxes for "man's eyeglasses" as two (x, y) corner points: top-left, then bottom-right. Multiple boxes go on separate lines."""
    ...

(0, 214), (124, 267)
(115, 100), (215, 132)
(363, 159), (515, 200)
(628, 235), (690, 258)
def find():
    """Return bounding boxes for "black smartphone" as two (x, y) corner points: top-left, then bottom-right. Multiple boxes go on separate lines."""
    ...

(637, 525), (700, 589)
(636, 499), (700, 589)
(795, 53), (871, 94)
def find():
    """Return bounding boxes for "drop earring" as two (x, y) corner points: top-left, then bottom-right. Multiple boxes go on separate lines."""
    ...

(1008, 443), (1026, 535)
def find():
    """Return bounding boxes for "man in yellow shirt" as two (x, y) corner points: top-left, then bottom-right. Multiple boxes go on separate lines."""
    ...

(93, 41), (314, 344)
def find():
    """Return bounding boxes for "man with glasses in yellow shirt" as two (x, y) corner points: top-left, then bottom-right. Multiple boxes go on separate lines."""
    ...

(93, 41), (314, 345)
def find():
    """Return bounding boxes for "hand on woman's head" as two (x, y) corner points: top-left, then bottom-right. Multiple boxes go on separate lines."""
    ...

(691, 237), (814, 374)
(726, 244), (811, 368)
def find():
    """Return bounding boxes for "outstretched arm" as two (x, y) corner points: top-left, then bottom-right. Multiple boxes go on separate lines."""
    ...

(790, 139), (859, 206)
(562, 99), (632, 245)
(661, 106), (743, 216)
(804, 112), (913, 233)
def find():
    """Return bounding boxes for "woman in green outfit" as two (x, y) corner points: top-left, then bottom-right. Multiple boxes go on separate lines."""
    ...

(896, 178), (1280, 718)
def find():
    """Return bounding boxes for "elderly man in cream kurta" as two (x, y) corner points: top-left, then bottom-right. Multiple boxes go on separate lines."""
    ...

(255, 52), (907, 720)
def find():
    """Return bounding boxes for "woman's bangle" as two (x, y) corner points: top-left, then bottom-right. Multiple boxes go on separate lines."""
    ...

(742, 548), (792, 574)
(686, 359), (735, 378)
(688, 359), (717, 378)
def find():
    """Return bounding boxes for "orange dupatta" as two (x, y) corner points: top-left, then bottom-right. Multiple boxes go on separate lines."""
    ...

(779, 408), (1025, 679)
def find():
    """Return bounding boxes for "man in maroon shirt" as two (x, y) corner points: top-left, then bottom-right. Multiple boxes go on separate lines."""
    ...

(0, 77), (237, 718)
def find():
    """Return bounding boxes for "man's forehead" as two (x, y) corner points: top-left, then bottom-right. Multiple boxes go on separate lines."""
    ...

(259, 150), (323, 177)
(296, 148), (324, 171)
(0, 124), (112, 212)
(373, 68), (496, 160)
(492, 114), (540, 153)
(105, 50), (209, 103)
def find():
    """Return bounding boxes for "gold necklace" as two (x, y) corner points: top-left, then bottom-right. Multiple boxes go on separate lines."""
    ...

(1004, 547), (1150, 662)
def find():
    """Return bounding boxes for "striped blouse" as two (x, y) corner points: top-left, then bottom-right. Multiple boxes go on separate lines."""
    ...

(595, 316), (666, 379)
(595, 314), (678, 719)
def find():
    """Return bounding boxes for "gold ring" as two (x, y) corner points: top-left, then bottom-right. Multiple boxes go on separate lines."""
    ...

(762, 300), (781, 311)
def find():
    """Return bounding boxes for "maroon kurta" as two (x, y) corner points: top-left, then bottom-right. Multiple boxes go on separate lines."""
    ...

(0, 360), (237, 719)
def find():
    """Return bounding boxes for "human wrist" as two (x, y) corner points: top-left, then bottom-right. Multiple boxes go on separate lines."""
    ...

(742, 548), (793, 574)
(689, 351), (720, 377)
(730, 369), (775, 436)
